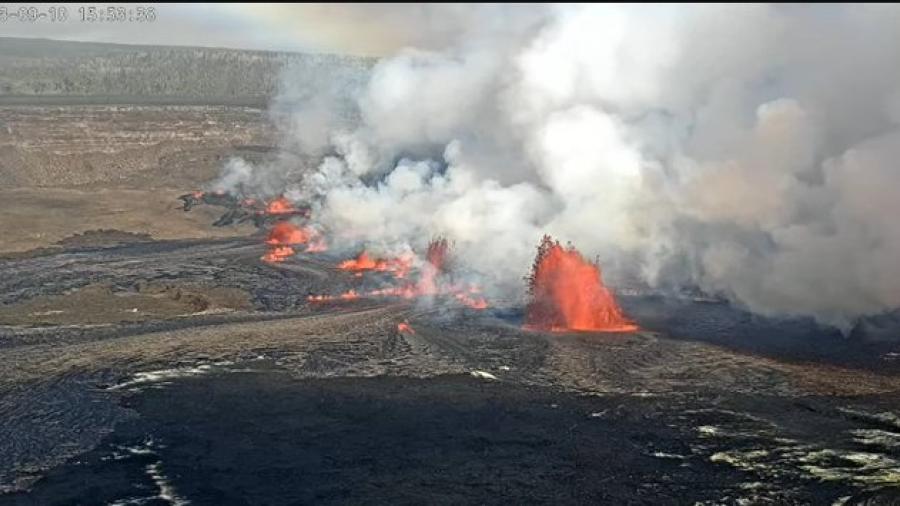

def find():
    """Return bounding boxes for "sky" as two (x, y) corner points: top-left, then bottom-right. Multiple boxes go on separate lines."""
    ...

(0, 3), (483, 56)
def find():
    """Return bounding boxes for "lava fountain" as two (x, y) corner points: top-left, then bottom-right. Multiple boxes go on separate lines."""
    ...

(264, 196), (297, 215)
(338, 251), (412, 279)
(525, 235), (637, 333)
(261, 222), (321, 263)
(266, 222), (310, 246)
(308, 237), (487, 309)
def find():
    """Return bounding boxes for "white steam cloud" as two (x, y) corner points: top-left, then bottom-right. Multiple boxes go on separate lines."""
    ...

(216, 4), (900, 331)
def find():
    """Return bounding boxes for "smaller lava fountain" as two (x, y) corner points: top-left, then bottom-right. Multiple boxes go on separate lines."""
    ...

(266, 222), (311, 246)
(338, 251), (412, 279)
(264, 196), (299, 215)
(261, 222), (323, 263)
(308, 237), (488, 309)
(525, 235), (637, 333)
(262, 246), (296, 263)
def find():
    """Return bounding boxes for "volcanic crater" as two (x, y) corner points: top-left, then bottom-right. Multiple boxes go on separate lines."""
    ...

(3, 37), (900, 506)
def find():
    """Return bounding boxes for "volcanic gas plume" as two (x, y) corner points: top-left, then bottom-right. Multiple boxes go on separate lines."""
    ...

(525, 236), (637, 333)
(199, 4), (900, 335)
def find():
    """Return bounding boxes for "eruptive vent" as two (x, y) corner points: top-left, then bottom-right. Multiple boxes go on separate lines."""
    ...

(525, 235), (637, 333)
(338, 251), (412, 279)
(265, 196), (298, 215)
(266, 222), (310, 246)
(261, 221), (324, 263)
(262, 246), (296, 263)
(309, 237), (487, 309)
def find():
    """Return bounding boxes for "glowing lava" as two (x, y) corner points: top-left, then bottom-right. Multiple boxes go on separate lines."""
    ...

(261, 222), (305, 262)
(262, 245), (296, 263)
(453, 285), (489, 310)
(397, 321), (415, 334)
(338, 251), (412, 279)
(309, 238), (488, 309)
(264, 196), (300, 215)
(266, 222), (310, 246)
(261, 221), (328, 262)
(525, 235), (637, 333)
(307, 290), (360, 302)
(415, 238), (448, 295)
(305, 235), (328, 253)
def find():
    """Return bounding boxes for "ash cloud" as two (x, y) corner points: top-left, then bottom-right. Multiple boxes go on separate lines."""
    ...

(217, 4), (900, 330)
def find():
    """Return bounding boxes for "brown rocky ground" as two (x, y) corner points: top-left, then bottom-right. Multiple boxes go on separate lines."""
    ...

(0, 105), (275, 253)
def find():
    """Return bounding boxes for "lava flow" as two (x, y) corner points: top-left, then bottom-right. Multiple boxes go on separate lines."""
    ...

(309, 238), (488, 309)
(338, 251), (412, 279)
(266, 222), (311, 246)
(525, 235), (637, 333)
(262, 245), (296, 263)
(261, 222), (324, 263)
(264, 196), (297, 215)
(397, 321), (415, 334)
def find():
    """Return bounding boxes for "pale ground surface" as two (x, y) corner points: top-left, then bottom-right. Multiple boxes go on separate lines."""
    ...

(0, 105), (273, 253)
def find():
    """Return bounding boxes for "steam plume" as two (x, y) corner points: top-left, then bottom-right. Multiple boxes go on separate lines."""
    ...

(215, 4), (900, 331)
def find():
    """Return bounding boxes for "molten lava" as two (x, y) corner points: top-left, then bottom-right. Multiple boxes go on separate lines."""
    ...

(265, 196), (297, 215)
(525, 235), (637, 333)
(305, 235), (328, 253)
(261, 222), (311, 262)
(266, 222), (310, 246)
(426, 237), (449, 272)
(260, 219), (329, 261)
(397, 321), (415, 334)
(262, 245), (296, 263)
(415, 237), (449, 295)
(307, 290), (360, 302)
(309, 237), (488, 309)
(454, 292), (489, 310)
(338, 251), (412, 279)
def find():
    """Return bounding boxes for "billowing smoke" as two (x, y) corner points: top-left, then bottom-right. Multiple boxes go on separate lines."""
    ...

(215, 4), (900, 331)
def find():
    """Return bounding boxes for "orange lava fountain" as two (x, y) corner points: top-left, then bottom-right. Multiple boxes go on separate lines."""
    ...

(305, 235), (328, 253)
(266, 222), (310, 246)
(338, 251), (412, 279)
(309, 237), (488, 310)
(265, 196), (298, 215)
(261, 222), (323, 263)
(525, 235), (637, 333)
(262, 245), (296, 263)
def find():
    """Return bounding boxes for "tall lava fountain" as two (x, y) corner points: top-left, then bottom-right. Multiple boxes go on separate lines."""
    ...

(526, 236), (637, 332)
